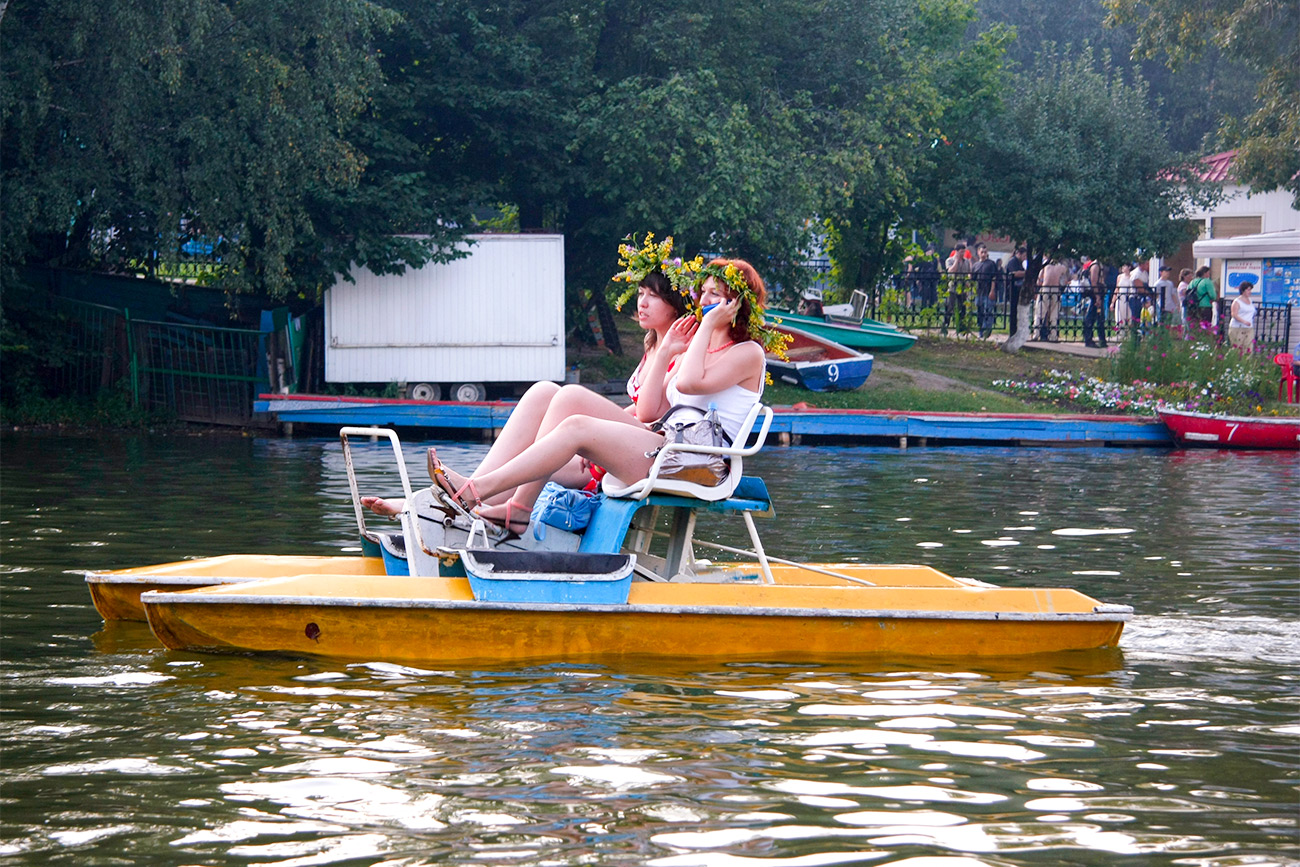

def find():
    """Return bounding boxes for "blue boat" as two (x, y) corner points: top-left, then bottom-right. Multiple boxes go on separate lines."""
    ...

(768, 324), (874, 392)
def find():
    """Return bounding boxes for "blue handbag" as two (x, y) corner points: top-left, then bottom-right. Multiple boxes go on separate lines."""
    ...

(529, 482), (603, 540)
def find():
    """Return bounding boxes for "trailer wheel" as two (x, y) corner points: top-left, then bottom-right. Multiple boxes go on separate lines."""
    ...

(452, 382), (486, 402)
(408, 382), (441, 401)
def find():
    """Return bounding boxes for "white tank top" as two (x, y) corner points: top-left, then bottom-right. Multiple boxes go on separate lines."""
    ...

(1231, 297), (1256, 328)
(664, 375), (763, 442)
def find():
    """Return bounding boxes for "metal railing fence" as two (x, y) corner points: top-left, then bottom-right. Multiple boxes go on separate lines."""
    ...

(48, 297), (265, 424)
(833, 278), (1291, 350)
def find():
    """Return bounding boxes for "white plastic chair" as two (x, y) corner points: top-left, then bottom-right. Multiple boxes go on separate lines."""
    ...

(601, 403), (774, 502)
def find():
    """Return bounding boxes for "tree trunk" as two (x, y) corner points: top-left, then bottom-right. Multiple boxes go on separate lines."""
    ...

(1002, 251), (1044, 354)
(1003, 303), (1034, 352)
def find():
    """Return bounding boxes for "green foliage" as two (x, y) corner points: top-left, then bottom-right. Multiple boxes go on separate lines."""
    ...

(977, 0), (1260, 154)
(1104, 0), (1299, 206)
(822, 0), (1013, 294)
(0, 0), (465, 300)
(941, 47), (1215, 270)
(0, 386), (176, 429)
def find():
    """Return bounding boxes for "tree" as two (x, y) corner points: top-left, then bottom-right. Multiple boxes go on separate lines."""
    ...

(941, 48), (1216, 351)
(820, 0), (1015, 298)
(1103, 0), (1300, 206)
(0, 0), (465, 301)
(975, 0), (1260, 154)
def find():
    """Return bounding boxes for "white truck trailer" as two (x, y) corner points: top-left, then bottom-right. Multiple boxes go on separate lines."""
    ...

(324, 234), (565, 401)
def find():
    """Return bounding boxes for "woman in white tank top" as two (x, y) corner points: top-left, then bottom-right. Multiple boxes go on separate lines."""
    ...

(1227, 282), (1257, 351)
(426, 258), (773, 537)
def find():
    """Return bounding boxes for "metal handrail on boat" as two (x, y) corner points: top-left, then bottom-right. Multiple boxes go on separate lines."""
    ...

(688, 538), (877, 586)
(339, 427), (417, 559)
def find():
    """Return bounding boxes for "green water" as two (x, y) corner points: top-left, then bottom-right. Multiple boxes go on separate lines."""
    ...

(2, 431), (1297, 865)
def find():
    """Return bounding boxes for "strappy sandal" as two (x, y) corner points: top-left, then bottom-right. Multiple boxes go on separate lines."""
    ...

(428, 448), (480, 515)
(473, 499), (531, 542)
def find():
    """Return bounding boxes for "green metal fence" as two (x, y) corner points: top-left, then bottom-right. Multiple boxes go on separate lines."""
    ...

(52, 297), (265, 425)
(51, 297), (129, 396)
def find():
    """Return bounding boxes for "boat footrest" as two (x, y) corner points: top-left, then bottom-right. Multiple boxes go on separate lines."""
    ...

(377, 532), (410, 576)
(460, 550), (635, 604)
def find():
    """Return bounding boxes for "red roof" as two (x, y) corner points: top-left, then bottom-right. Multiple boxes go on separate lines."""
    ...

(1195, 150), (1237, 183)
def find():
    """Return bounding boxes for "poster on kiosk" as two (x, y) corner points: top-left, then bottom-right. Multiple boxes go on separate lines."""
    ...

(1223, 260), (1261, 298)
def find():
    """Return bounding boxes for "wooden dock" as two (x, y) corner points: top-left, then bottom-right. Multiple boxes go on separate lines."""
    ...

(254, 394), (1171, 447)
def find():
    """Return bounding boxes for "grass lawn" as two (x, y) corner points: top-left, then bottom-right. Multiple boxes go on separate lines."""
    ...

(570, 319), (1106, 414)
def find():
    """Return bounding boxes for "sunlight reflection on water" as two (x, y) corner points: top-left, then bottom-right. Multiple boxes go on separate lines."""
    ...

(1, 434), (1297, 864)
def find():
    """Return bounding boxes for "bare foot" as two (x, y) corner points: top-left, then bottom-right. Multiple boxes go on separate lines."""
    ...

(360, 496), (404, 517)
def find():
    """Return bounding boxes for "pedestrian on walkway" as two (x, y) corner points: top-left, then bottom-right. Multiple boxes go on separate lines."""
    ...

(1186, 266), (1217, 326)
(1112, 263), (1134, 330)
(1227, 281), (1257, 350)
(941, 243), (971, 335)
(1082, 258), (1108, 348)
(1153, 265), (1180, 325)
(972, 244), (1001, 339)
(1036, 258), (1068, 341)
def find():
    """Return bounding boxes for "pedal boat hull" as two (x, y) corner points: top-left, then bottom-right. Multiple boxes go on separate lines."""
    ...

(85, 555), (386, 622)
(141, 565), (1128, 662)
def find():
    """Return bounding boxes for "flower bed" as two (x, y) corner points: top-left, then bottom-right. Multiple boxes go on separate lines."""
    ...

(992, 327), (1284, 415)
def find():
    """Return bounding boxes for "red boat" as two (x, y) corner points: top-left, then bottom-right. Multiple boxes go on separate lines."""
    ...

(1157, 408), (1300, 450)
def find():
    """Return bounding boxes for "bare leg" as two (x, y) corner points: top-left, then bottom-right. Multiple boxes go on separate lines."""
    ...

(450, 382), (616, 505)
(548, 384), (642, 426)
(458, 414), (663, 512)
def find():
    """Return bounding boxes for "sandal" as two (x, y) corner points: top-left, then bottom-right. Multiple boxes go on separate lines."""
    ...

(428, 447), (480, 515)
(474, 499), (531, 541)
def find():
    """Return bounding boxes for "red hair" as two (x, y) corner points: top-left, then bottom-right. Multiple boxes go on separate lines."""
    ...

(704, 258), (767, 344)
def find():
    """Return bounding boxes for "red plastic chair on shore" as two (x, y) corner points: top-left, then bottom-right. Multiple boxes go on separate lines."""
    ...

(1275, 353), (1297, 403)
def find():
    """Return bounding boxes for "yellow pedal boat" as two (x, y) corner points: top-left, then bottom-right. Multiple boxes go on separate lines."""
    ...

(84, 555), (387, 622)
(141, 564), (1128, 664)
(119, 422), (1132, 662)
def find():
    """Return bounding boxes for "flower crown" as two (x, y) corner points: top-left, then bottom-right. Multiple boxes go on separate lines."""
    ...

(684, 258), (790, 357)
(609, 233), (696, 313)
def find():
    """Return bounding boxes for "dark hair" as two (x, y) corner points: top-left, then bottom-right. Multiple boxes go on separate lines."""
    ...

(1196, 265), (1211, 277)
(703, 258), (767, 344)
(640, 270), (689, 351)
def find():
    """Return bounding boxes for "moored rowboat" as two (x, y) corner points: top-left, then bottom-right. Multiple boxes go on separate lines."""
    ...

(768, 325), (874, 392)
(1157, 408), (1300, 450)
(771, 309), (917, 354)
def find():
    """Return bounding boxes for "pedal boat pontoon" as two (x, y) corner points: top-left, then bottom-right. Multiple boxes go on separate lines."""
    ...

(103, 413), (1133, 661)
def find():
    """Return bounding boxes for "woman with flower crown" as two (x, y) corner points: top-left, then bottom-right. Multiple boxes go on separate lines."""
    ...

(362, 236), (691, 519)
(425, 256), (777, 538)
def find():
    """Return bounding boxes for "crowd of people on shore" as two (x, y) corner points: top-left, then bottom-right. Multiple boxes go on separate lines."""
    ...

(899, 244), (1251, 347)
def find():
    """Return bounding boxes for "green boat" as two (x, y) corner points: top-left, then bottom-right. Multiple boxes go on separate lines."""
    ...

(770, 309), (917, 354)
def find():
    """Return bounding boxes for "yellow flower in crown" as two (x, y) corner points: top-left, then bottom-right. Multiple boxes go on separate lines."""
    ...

(609, 233), (697, 314)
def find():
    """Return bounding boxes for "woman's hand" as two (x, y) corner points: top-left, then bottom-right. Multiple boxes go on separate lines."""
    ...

(662, 314), (698, 355)
(700, 296), (739, 333)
